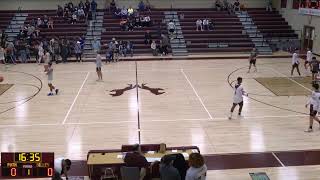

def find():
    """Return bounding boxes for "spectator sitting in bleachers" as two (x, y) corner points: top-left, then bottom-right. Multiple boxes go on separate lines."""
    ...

(78, 1), (85, 10)
(138, 0), (145, 11)
(57, 5), (64, 17)
(85, 0), (90, 14)
(124, 40), (133, 57)
(120, 18), (128, 31)
(209, 19), (214, 30)
(168, 20), (176, 39)
(215, 0), (222, 11)
(110, 0), (116, 12)
(203, 18), (209, 31)
(160, 155), (181, 180)
(78, 8), (85, 19)
(133, 13), (141, 27)
(37, 18), (42, 28)
(234, 0), (240, 11)
(71, 13), (77, 24)
(67, 1), (74, 11)
(123, 144), (148, 180)
(121, 6), (128, 18)
(145, 0), (152, 12)
(91, 0), (98, 19)
(64, 8), (71, 21)
(128, 6), (134, 16)
(48, 17), (54, 29)
(114, 7), (121, 18)
(196, 19), (203, 31)
(223, 0), (229, 10)
(266, 0), (272, 11)
(27, 25), (35, 37)
(144, 30), (152, 44)
(127, 19), (134, 31)
(143, 15), (151, 27)
(43, 15), (49, 28)
(186, 153), (207, 180)
(151, 40), (157, 56)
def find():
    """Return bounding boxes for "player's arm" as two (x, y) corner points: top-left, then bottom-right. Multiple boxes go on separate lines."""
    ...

(306, 94), (312, 108)
(241, 88), (248, 97)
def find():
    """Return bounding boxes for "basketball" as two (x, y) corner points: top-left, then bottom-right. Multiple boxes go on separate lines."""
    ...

(0, 76), (4, 82)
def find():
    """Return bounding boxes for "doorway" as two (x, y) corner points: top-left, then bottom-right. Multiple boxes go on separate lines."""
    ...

(303, 25), (315, 51)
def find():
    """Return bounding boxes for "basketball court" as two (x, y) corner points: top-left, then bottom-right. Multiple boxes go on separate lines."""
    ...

(1, 56), (320, 179)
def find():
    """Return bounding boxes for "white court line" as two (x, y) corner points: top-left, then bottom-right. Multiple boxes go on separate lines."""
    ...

(181, 69), (213, 120)
(0, 114), (309, 128)
(66, 120), (136, 125)
(0, 123), (59, 127)
(272, 152), (286, 167)
(268, 67), (312, 92)
(62, 72), (90, 124)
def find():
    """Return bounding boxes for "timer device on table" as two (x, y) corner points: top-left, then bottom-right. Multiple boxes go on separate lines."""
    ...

(1, 152), (54, 178)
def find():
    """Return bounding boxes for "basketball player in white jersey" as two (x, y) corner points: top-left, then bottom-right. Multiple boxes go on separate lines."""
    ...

(305, 83), (320, 132)
(291, 48), (301, 76)
(228, 77), (248, 120)
(304, 48), (312, 71)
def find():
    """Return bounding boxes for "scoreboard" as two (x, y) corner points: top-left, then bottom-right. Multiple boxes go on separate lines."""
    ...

(1, 152), (54, 178)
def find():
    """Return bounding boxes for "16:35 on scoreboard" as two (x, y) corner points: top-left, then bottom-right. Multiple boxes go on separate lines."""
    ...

(1, 152), (54, 178)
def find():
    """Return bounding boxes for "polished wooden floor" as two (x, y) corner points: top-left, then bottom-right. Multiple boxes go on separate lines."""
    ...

(0, 57), (319, 179)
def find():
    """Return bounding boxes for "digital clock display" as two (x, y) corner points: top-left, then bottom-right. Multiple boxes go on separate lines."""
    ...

(1, 152), (54, 178)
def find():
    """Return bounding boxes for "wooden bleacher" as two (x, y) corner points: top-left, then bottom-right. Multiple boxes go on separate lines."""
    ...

(247, 8), (298, 39)
(23, 10), (87, 41)
(177, 8), (254, 53)
(0, 11), (15, 31)
(100, 9), (170, 55)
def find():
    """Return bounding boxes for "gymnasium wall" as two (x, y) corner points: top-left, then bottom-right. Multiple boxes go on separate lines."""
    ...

(277, 0), (320, 54)
(0, 0), (267, 10)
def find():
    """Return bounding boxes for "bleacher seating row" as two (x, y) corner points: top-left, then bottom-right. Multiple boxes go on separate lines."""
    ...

(23, 10), (87, 41)
(0, 11), (14, 31)
(0, 8), (298, 56)
(247, 9), (298, 39)
(100, 9), (169, 55)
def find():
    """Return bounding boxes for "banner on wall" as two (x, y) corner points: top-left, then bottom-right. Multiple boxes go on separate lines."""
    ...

(299, 8), (320, 16)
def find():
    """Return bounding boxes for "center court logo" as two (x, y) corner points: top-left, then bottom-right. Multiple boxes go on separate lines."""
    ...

(109, 83), (165, 97)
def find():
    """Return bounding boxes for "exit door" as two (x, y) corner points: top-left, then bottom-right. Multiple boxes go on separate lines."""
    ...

(303, 26), (315, 50)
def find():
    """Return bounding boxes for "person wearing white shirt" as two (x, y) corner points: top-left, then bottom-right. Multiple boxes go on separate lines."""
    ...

(228, 77), (248, 120)
(305, 83), (320, 132)
(305, 48), (313, 70)
(291, 48), (301, 76)
(196, 19), (203, 31)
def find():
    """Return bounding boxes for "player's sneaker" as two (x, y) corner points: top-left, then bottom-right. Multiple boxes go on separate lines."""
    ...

(305, 128), (313, 132)
(47, 93), (53, 96)
(55, 89), (59, 95)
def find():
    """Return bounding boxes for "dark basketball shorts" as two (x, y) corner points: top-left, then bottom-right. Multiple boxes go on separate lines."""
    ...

(310, 104), (318, 117)
(96, 67), (101, 71)
(292, 63), (299, 68)
(249, 59), (256, 65)
(233, 101), (243, 106)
